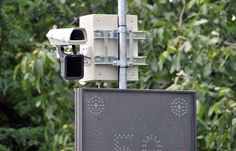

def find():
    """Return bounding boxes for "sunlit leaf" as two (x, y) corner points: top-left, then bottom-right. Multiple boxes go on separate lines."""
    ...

(193, 19), (208, 26)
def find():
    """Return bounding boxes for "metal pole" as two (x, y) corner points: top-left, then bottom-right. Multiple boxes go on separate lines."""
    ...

(118, 0), (127, 89)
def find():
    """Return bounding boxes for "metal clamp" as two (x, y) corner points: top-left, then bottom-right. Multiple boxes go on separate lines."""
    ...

(94, 56), (147, 66)
(94, 30), (146, 40)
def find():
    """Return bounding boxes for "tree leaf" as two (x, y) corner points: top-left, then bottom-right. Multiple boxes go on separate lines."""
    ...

(203, 63), (212, 77)
(181, 41), (192, 53)
(193, 19), (208, 26)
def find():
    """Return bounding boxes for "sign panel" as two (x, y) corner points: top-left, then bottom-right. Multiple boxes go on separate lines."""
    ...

(76, 88), (196, 151)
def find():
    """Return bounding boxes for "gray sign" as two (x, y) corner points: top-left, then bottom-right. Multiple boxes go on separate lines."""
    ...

(76, 88), (196, 151)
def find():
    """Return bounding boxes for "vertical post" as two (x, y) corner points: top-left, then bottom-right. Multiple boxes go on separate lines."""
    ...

(118, 0), (127, 89)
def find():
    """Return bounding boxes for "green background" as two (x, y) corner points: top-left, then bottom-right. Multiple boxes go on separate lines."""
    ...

(0, 0), (236, 150)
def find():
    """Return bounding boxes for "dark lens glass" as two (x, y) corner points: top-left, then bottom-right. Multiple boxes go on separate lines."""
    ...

(70, 30), (85, 40)
(65, 55), (84, 78)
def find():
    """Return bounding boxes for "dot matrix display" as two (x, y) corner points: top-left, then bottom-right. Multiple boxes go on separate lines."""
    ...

(76, 88), (196, 151)
(171, 97), (188, 117)
(88, 96), (105, 115)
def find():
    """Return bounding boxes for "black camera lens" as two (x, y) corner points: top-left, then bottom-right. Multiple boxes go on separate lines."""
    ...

(70, 29), (85, 40)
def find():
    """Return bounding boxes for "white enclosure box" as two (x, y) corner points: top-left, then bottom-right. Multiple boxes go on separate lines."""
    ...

(79, 14), (139, 82)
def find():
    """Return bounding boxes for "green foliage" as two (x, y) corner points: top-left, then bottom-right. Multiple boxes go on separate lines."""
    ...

(0, 144), (11, 151)
(128, 0), (236, 150)
(17, 44), (76, 150)
(0, 127), (46, 151)
(0, 0), (236, 150)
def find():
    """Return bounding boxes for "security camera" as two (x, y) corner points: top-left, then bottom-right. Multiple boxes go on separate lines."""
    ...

(46, 28), (87, 46)
(46, 28), (87, 80)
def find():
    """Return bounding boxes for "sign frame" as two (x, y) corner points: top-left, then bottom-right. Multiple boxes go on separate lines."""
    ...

(75, 88), (196, 151)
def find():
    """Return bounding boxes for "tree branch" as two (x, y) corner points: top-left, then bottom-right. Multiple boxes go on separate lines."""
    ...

(178, 0), (186, 28)
(224, 41), (236, 47)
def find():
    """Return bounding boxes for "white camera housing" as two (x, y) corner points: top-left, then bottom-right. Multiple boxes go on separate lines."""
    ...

(46, 28), (87, 46)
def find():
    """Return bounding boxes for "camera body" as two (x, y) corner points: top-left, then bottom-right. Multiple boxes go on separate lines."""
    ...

(46, 28), (87, 80)
(46, 28), (87, 46)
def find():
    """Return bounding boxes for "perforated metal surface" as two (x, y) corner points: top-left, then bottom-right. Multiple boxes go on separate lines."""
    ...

(75, 88), (196, 151)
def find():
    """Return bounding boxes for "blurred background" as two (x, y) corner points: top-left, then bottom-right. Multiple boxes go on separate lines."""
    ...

(0, 0), (236, 150)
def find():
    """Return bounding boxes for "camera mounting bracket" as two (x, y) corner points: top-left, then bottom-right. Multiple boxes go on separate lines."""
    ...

(93, 29), (147, 66)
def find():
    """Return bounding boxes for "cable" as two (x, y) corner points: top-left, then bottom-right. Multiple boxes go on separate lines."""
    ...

(72, 45), (77, 55)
